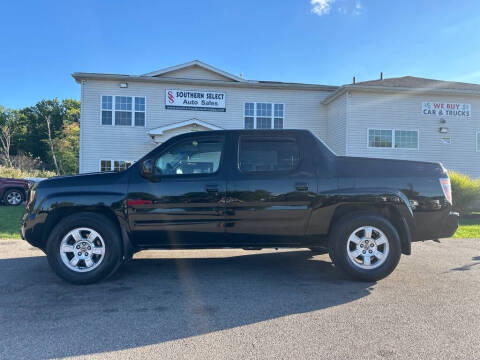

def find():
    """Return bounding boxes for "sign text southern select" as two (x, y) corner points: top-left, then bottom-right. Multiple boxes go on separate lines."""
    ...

(166, 89), (226, 112)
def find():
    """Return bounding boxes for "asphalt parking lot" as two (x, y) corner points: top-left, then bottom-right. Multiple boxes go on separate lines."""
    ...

(0, 238), (479, 359)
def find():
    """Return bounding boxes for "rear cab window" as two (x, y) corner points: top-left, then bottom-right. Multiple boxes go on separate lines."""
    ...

(238, 136), (301, 174)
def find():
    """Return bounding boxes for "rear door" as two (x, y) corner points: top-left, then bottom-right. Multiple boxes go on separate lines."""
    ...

(224, 132), (318, 246)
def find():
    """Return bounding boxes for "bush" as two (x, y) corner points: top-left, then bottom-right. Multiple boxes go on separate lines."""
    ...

(0, 165), (56, 179)
(449, 171), (480, 215)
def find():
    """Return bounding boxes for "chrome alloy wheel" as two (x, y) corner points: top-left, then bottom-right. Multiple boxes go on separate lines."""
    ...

(347, 226), (389, 270)
(60, 228), (106, 272)
(6, 191), (22, 205)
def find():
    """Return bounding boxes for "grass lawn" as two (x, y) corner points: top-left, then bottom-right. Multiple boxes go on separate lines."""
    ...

(454, 217), (480, 238)
(0, 206), (478, 240)
(0, 206), (24, 239)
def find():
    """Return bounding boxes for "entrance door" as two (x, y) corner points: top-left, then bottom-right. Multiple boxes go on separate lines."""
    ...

(127, 134), (228, 247)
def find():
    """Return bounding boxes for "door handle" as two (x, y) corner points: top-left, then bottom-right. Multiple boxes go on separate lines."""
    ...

(205, 184), (219, 193)
(295, 183), (309, 192)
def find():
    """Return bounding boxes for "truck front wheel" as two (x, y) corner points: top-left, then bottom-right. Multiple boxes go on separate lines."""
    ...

(46, 212), (123, 284)
(329, 213), (401, 281)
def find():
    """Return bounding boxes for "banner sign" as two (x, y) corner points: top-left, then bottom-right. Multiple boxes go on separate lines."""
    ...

(165, 89), (226, 112)
(422, 102), (471, 117)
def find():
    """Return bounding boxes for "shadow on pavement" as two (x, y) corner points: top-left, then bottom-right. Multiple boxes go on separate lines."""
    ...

(0, 250), (373, 358)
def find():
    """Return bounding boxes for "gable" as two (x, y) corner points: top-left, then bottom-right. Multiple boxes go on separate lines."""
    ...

(142, 60), (246, 82)
(153, 64), (234, 81)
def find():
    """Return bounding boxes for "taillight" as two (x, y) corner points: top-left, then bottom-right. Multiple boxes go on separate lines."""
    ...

(439, 178), (452, 204)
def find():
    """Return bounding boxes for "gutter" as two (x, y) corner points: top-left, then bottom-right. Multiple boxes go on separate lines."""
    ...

(71, 73), (339, 92)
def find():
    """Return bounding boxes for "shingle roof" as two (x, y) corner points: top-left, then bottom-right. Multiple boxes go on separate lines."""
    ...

(353, 76), (480, 92)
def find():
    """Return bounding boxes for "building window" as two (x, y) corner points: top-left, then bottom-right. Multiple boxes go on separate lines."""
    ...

(101, 96), (113, 125)
(134, 97), (146, 126)
(100, 160), (132, 172)
(274, 104), (284, 129)
(368, 129), (418, 149)
(477, 132), (480, 152)
(115, 96), (132, 126)
(244, 103), (284, 129)
(102, 96), (145, 126)
(244, 103), (254, 129)
(394, 130), (418, 149)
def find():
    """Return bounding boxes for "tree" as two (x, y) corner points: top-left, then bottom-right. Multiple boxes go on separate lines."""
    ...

(0, 106), (17, 167)
(45, 115), (60, 175)
(0, 124), (13, 167)
(0, 98), (81, 173)
(54, 121), (80, 174)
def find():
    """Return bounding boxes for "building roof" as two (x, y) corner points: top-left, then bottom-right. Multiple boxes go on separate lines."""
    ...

(72, 60), (480, 99)
(353, 76), (480, 92)
(148, 119), (223, 136)
(323, 76), (480, 104)
(141, 60), (247, 82)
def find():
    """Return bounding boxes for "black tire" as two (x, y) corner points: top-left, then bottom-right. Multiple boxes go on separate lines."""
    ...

(328, 213), (401, 281)
(46, 212), (123, 284)
(3, 188), (24, 206)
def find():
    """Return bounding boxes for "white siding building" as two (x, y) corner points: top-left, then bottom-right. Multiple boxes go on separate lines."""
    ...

(73, 60), (480, 177)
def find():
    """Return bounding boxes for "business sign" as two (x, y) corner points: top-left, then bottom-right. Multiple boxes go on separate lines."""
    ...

(422, 101), (471, 117)
(165, 89), (226, 112)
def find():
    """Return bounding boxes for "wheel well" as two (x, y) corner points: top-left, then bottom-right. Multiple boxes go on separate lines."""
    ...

(330, 204), (412, 255)
(41, 206), (125, 250)
(3, 187), (26, 198)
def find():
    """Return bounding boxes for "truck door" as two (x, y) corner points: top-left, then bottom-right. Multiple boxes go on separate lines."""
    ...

(224, 132), (318, 246)
(126, 134), (228, 247)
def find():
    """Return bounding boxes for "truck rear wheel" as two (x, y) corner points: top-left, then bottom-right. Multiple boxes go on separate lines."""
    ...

(46, 212), (122, 284)
(329, 213), (401, 281)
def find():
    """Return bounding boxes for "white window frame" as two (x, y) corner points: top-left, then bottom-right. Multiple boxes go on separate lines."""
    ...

(477, 131), (480, 152)
(243, 102), (285, 129)
(100, 95), (146, 127)
(367, 128), (419, 150)
(99, 159), (133, 172)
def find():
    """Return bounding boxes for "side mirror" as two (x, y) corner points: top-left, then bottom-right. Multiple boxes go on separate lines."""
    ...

(141, 159), (155, 180)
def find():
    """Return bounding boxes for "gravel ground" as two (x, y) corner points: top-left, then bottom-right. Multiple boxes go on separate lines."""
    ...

(0, 238), (479, 359)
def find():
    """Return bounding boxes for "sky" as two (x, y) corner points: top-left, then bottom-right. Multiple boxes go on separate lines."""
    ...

(1, 0), (480, 109)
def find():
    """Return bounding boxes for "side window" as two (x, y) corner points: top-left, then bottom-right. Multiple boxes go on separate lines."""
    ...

(239, 138), (301, 173)
(155, 138), (223, 176)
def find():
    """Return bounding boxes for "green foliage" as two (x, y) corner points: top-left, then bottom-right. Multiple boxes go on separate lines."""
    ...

(0, 99), (80, 174)
(54, 122), (80, 174)
(0, 165), (56, 179)
(449, 171), (480, 215)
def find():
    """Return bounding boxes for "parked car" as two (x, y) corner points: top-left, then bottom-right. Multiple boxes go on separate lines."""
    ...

(0, 177), (30, 206)
(21, 130), (459, 284)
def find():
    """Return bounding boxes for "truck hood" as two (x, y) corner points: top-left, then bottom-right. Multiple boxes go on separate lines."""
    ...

(36, 171), (126, 189)
(335, 156), (447, 178)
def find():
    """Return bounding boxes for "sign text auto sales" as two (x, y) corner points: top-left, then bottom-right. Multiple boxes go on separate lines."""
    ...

(165, 89), (226, 112)
(422, 102), (471, 117)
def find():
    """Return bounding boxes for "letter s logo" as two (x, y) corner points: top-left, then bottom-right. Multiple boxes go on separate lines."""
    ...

(167, 91), (174, 104)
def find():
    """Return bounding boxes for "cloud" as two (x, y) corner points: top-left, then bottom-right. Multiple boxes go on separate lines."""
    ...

(311, 0), (362, 16)
(353, 1), (362, 15)
(311, 0), (335, 16)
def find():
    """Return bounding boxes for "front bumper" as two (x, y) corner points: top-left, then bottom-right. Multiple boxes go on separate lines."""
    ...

(438, 211), (459, 238)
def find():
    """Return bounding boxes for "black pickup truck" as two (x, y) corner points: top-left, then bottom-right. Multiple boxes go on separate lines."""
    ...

(21, 130), (459, 284)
